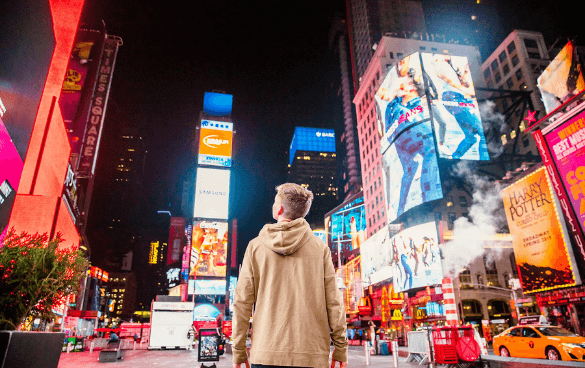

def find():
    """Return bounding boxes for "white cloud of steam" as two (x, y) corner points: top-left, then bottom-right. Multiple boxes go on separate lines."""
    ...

(479, 100), (506, 158)
(442, 162), (508, 278)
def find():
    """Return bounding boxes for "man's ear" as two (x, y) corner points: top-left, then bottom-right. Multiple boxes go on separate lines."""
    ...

(278, 206), (284, 216)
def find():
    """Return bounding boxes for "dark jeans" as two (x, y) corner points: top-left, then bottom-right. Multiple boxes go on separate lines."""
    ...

(251, 365), (311, 368)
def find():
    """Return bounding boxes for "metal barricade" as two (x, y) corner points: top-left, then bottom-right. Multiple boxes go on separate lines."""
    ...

(406, 330), (430, 365)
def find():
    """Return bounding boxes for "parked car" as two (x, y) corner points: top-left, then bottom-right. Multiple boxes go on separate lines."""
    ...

(493, 325), (585, 361)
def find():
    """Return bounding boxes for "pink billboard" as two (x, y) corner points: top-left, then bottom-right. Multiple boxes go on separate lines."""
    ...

(543, 109), (585, 264)
(0, 118), (24, 231)
(167, 217), (186, 265)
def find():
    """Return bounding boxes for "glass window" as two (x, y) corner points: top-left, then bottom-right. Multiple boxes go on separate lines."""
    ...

(491, 59), (498, 72)
(523, 138), (530, 148)
(506, 78), (514, 89)
(483, 68), (491, 79)
(522, 328), (540, 338)
(536, 327), (578, 337)
(511, 55), (519, 67)
(502, 63), (510, 75)
(507, 41), (516, 54)
(527, 52), (540, 59)
(459, 196), (468, 207)
(515, 68), (523, 82)
(494, 72), (501, 84)
(523, 38), (538, 49)
(499, 50), (507, 63)
(507, 327), (521, 337)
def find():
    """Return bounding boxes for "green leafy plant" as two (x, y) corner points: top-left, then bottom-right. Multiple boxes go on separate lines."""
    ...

(0, 229), (89, 330)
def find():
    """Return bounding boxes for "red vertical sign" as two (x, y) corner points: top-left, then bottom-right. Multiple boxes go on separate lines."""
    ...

(167, 217), (186, 265)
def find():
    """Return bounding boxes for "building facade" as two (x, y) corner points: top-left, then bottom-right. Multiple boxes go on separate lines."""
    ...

(353, 34), (484, 237)
(346, 0), (426, 90)
(481, 30), (550, 160)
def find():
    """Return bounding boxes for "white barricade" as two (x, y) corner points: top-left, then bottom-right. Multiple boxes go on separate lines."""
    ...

(406, 331), (429, 365)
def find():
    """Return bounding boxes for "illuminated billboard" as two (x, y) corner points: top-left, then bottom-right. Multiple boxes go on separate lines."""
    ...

(502, 167), (579, 293)
(0, 118), (23, 231)
(167, 217), (185, 265)
(538, 41), (585, 114)
(421, 53), (489, 160)
(327, 194), (366, 261)
(343, 256), (363, 314)
(391, 222), (443, 293)
(360, 227), (392, 287)
(289, 127), (335, 165)
(149, 241), (160, 264)
(190, 279), (226, 295)
(375, 53), (430, 154)
(193, 167), (230, 220)
(198, 120), (233, 167)
(381, 120), (442, 222)
(190, 221), (228, 277)
(203, 92), (233, 117)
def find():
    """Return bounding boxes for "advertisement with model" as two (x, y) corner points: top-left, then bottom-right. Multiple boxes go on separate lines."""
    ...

(390, 222), (443, 293)
(502, 168), (580, 293)
(360, 227), (392, 287)
(537, 41), (585, 115)
(193, 167), (230, 220)
(326, 194), (366, 262)
(190, 221), (228, 277)
(421, 53), (489, 161)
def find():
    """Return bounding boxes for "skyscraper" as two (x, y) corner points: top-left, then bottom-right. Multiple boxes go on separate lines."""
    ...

(287, 127), (338, 228)
(346, 0), (427, 90)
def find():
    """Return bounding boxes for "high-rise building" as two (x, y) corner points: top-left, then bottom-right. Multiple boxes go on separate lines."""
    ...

(481, 30), (550, 160)
(353, 34), (484, 236)
(346, 0), (426, 90)
(329, 16), (362, 200)
(287, 127), (338, 228)
(107, 272), (137, 320)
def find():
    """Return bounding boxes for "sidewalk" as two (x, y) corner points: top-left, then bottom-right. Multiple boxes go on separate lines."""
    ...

(57, 345), (417, 367)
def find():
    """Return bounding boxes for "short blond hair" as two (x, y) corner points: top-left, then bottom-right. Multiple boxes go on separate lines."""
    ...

(276, 183), (314, 220)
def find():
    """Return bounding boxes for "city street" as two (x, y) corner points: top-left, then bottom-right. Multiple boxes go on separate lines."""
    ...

(57, 346), (416, 368)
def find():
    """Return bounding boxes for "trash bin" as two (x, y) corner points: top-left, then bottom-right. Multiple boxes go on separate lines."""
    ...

(379, 341), (389, 355)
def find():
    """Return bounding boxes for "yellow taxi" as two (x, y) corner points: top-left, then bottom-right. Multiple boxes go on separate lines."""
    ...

(493, 325), (585, 361)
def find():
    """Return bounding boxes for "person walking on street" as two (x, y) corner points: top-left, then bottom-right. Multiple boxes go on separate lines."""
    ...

(232, 183), (348, 368)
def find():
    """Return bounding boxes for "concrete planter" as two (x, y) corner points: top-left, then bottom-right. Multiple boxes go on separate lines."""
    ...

(0, 331), (65, 368)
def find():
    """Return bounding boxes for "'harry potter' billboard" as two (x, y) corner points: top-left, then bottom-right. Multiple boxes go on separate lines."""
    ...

(502, 167), (580, 293)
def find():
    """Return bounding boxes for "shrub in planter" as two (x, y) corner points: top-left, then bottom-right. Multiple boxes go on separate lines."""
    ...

(0, 229), (89, 330)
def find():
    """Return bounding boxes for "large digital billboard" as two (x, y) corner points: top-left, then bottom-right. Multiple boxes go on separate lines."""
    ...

(343, 256), (363, 314)
(538, 41), (585, 114)
(421, 53), (489, 160)
(327, 195), (366, 261)
(198, 120), (233, 167)
(189, 279), (226, 295)
(193, 167), (230, 220)
(391, 222), (443, 293)
(375, 53), (430, 154)
(381, 120), (442, 222)
(289, 127), (335, 165)
(203, 92), (233, 117)
(190, 221), (228, 277)
(502, 167), (579, 293)
(361, 227), (392, 287)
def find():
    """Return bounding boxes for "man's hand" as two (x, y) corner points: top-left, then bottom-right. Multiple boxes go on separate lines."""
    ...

(233, 360), (250, 368)
(331, 359), (347, 368)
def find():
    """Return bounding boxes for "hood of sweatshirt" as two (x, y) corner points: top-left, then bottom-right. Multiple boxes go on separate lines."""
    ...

(258, 218), (313, 256)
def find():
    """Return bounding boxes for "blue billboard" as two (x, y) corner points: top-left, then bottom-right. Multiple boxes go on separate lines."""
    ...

(203, 92), (233, 117)
(289, 127), (335, 165)
(327, 195), (366, 261)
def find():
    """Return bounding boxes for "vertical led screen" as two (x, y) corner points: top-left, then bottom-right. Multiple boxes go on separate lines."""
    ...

(289, 127), (335, 165)
(361, 227), (391, 287)
(344, 256), (363, 314)
(0, 118), (23, 231)
(421, 53), (489, 160)
(198, 120), (233, 167)
(502, 167), (578, 293)
(391, 222), (443, 293)
(167, 217), (186, 265)
(190, 221), (228, 277)
(538, 41), (585, 114)
(328, 195), (366, 261)
(376, 53), (442, 223)
(543, 110), (585, 264)
(193, 167), (230, 220)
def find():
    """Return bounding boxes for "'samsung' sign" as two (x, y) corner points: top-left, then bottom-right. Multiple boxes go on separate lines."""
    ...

(193, 167), (230, 220)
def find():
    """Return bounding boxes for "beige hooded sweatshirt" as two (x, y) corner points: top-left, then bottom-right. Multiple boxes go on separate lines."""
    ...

(232, 218), (347, 367)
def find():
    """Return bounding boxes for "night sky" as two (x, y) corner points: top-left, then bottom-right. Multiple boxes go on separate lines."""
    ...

(78, 0), (580, 266)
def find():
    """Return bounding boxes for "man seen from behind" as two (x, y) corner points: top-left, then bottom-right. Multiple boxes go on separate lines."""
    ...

(232, 183), (348, 368)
